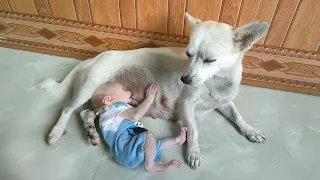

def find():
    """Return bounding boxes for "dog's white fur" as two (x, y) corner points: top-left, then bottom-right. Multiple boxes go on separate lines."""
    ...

(38, 13), (268, 169)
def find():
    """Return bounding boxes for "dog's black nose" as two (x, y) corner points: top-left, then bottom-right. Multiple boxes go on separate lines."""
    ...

(181, 75), (192, 84)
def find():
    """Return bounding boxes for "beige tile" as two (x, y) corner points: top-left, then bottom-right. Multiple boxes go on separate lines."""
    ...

(0, 48), (105, 180)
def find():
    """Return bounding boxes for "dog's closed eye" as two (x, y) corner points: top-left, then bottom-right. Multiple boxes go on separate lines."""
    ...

(203, 59), (217, 63)
(185, 51), (192, 57)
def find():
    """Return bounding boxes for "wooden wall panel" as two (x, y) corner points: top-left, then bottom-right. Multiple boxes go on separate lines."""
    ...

(282, 0), (320, 51)
(168, 0), (185, 35)
(74, 0), (92, 23)
(89, 0), (120, 26)
(185, 0), (223, 36)
(0, 0), (11, 11)
(264, 0), (300, 47)
(49, 0), (76, 20)
(136, 0), (168, 33)
(219, 0), (242, 27)
(236, 0), (260, 27)
(120, 0), (136, 29)
(8, 0), (37, 15)
(255, 0), (279, 44)
(33, 0), (52, 17)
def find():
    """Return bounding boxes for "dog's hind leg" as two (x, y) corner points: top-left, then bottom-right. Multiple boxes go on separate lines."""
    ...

(47, 80), (98, 145)
(217, 101), (266, 143)
(80, 109), (100, 146)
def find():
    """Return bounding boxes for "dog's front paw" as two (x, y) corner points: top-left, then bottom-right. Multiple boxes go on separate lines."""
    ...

(187, 145), (201, 170)
(241, 126), (266, 143)
(47, 126), (64, 145)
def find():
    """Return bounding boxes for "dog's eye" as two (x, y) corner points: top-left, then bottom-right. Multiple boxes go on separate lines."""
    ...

(203, 59), (216, 63)
(185, 51), (192, 57)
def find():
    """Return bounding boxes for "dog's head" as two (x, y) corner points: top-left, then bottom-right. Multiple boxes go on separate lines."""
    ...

(181, 13), (269, 86)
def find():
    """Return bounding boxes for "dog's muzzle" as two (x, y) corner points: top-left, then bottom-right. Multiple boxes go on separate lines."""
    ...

(181, 75), (192, 85)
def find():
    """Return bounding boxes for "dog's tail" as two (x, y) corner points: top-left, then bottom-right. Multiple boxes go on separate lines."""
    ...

(37, 61), (82, 100)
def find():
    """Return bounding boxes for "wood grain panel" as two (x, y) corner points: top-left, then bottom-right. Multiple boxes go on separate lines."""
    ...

(255, 0), (279, 44)
(89, 0), (120, 26)
(282, 0), (320, 51)
(136, 0), (168, 33)
(8, 0), (37, 15)
(0, 0), (11, 11)
(168, 0), (185, 35)
(120, 0), (136, 29)
(33, 0), (52, 17)
(219, 0), (242, 27)
(185, 0), (223, 36)
(264, 0), (300, 47)
(236, 0), (261, 27)
(74, 0), (92, 23)
(49, 0), (76, 20)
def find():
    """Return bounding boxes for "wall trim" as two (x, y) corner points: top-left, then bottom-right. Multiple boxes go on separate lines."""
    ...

(251, 44), (320, 61)
(0, 11), (189, 44)
(0, 37), (98, 59)
(1, 10), (320, 61)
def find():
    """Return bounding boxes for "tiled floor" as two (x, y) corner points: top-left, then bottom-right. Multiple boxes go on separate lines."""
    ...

(0, 47), (319, 180)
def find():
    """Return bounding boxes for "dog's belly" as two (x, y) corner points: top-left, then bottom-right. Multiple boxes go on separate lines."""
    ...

(113, 66), (183, 120)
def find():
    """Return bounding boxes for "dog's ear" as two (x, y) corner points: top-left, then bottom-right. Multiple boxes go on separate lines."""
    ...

(185, 12), (202, 27)
(233, 21), (269, 52)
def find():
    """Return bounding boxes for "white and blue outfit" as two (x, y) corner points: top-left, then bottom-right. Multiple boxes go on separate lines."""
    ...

(99, 102), (163, 168)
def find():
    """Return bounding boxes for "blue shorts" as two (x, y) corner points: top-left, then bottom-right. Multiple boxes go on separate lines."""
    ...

(113, 131), (163, 168)
(101, 119), (163, 168)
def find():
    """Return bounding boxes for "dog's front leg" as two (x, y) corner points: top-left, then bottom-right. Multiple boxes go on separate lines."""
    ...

(179, 100), (200, 170)
(217, 101), (266, 143)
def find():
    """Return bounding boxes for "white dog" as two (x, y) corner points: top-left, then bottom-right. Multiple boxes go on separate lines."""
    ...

(38, 13), (268, 169)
